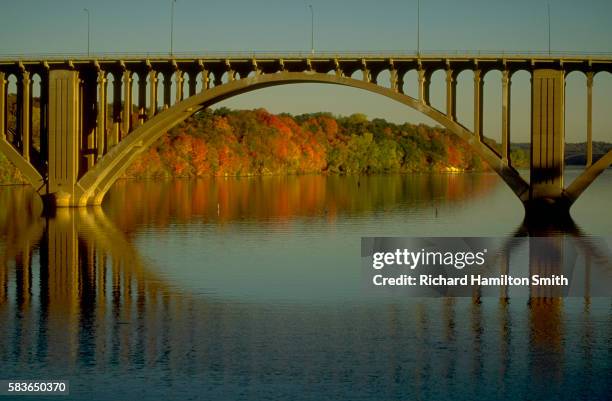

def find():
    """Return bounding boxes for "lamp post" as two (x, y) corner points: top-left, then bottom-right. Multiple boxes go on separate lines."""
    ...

(547, 2), (551, 55)
(170, 0), (176, 56)
(308, 4), (314, 54)
(83, 8), (90, 56)
(417, 0), (420, 56)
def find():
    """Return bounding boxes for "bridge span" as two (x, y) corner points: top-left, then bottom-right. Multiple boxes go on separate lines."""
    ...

(0, 52), (611, 220)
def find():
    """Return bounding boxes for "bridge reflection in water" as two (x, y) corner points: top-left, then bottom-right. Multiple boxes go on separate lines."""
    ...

(0, 177), (609, 400)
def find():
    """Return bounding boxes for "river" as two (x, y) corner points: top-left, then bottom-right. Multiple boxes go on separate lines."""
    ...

(0, 170), (610, 400)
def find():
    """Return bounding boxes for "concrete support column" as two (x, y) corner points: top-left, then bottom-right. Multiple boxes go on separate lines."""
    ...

(213, 72), (223, 87)
(77, 79), (83, 173)
(418, 68), (430, 105)
(77, 79), (83, 170)
(369, 70), (379, 85)
(18, 70), (31, 161)
(122, 70), (132, 138)
(473, 70), (483, 141)
(201, 70), (210, 91)
(137, 73), (147, 124)
(148, 70), (158, 118)
(96, 71), (107, 159)
(0, 72), (5, 140)
(175, 70), (184, 103)
(306, 59), (313, 73)
(163, 73), (172, 109)
(39, 72), (49, 161)
(224, 60), (235, 82)
(111, 76), (122, 147)
(225, 60), (235, 83)
(46, 70), (80, 207)
(188, 72), (197, 97)
(389, 68), (398, 92)
(501, 70), (511, 163)
(334, 59), (343, 78)
(226, 69), (235, 83)
(530, 69), (565, 200)
(252, 59), (261, 76)
(82, 73), (97, 170)
(586, 72), (593, 167)
(396, 71), (405, 94)
(361, 60), (370, 83)
(445, 68), (457, 121)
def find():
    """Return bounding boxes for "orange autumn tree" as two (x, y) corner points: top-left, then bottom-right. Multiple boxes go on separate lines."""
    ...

(122, 107), (490, 179)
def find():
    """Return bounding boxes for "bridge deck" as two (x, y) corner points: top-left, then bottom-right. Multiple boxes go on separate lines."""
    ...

(2, 51), (612, 65)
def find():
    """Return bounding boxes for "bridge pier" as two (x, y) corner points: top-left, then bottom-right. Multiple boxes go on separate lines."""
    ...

(522, 198), (573, 230)
(43, 70), (87, 208)
(523, 69), (569, 220)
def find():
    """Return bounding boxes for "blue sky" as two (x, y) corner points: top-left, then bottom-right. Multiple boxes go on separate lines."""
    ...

(2, 0), (612, 142)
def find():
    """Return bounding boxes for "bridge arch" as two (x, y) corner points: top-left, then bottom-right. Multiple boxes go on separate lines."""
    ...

(75, 71), (530, 206)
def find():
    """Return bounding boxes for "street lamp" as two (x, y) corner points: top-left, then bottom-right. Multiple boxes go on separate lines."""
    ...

(308, 4), (314, 54)
(547, 2), (551, 55)
(83, 8), (90, 56)
(417, 0), (420, 56)
(170, 0), (176, 56)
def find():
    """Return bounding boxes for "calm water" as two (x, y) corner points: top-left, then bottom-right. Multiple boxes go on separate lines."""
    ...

(0, 171), (610, 400)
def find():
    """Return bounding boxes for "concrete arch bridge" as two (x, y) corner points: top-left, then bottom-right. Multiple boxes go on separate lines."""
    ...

(0, 52), (611, 219)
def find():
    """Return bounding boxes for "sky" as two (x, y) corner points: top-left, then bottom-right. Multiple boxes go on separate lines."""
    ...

(1, 0), (612, 142)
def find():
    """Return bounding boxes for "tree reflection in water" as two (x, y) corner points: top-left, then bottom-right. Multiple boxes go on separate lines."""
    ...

(0, 175), (609, 400)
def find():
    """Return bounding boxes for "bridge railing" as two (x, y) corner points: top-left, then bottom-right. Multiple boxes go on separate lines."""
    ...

(1, 50), (612, 62)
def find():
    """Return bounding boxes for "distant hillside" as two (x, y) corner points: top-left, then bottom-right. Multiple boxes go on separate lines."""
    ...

(510, 142), (612, 167)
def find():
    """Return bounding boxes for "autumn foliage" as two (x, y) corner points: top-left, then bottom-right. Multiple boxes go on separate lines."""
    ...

(124, 108), (487, 179)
